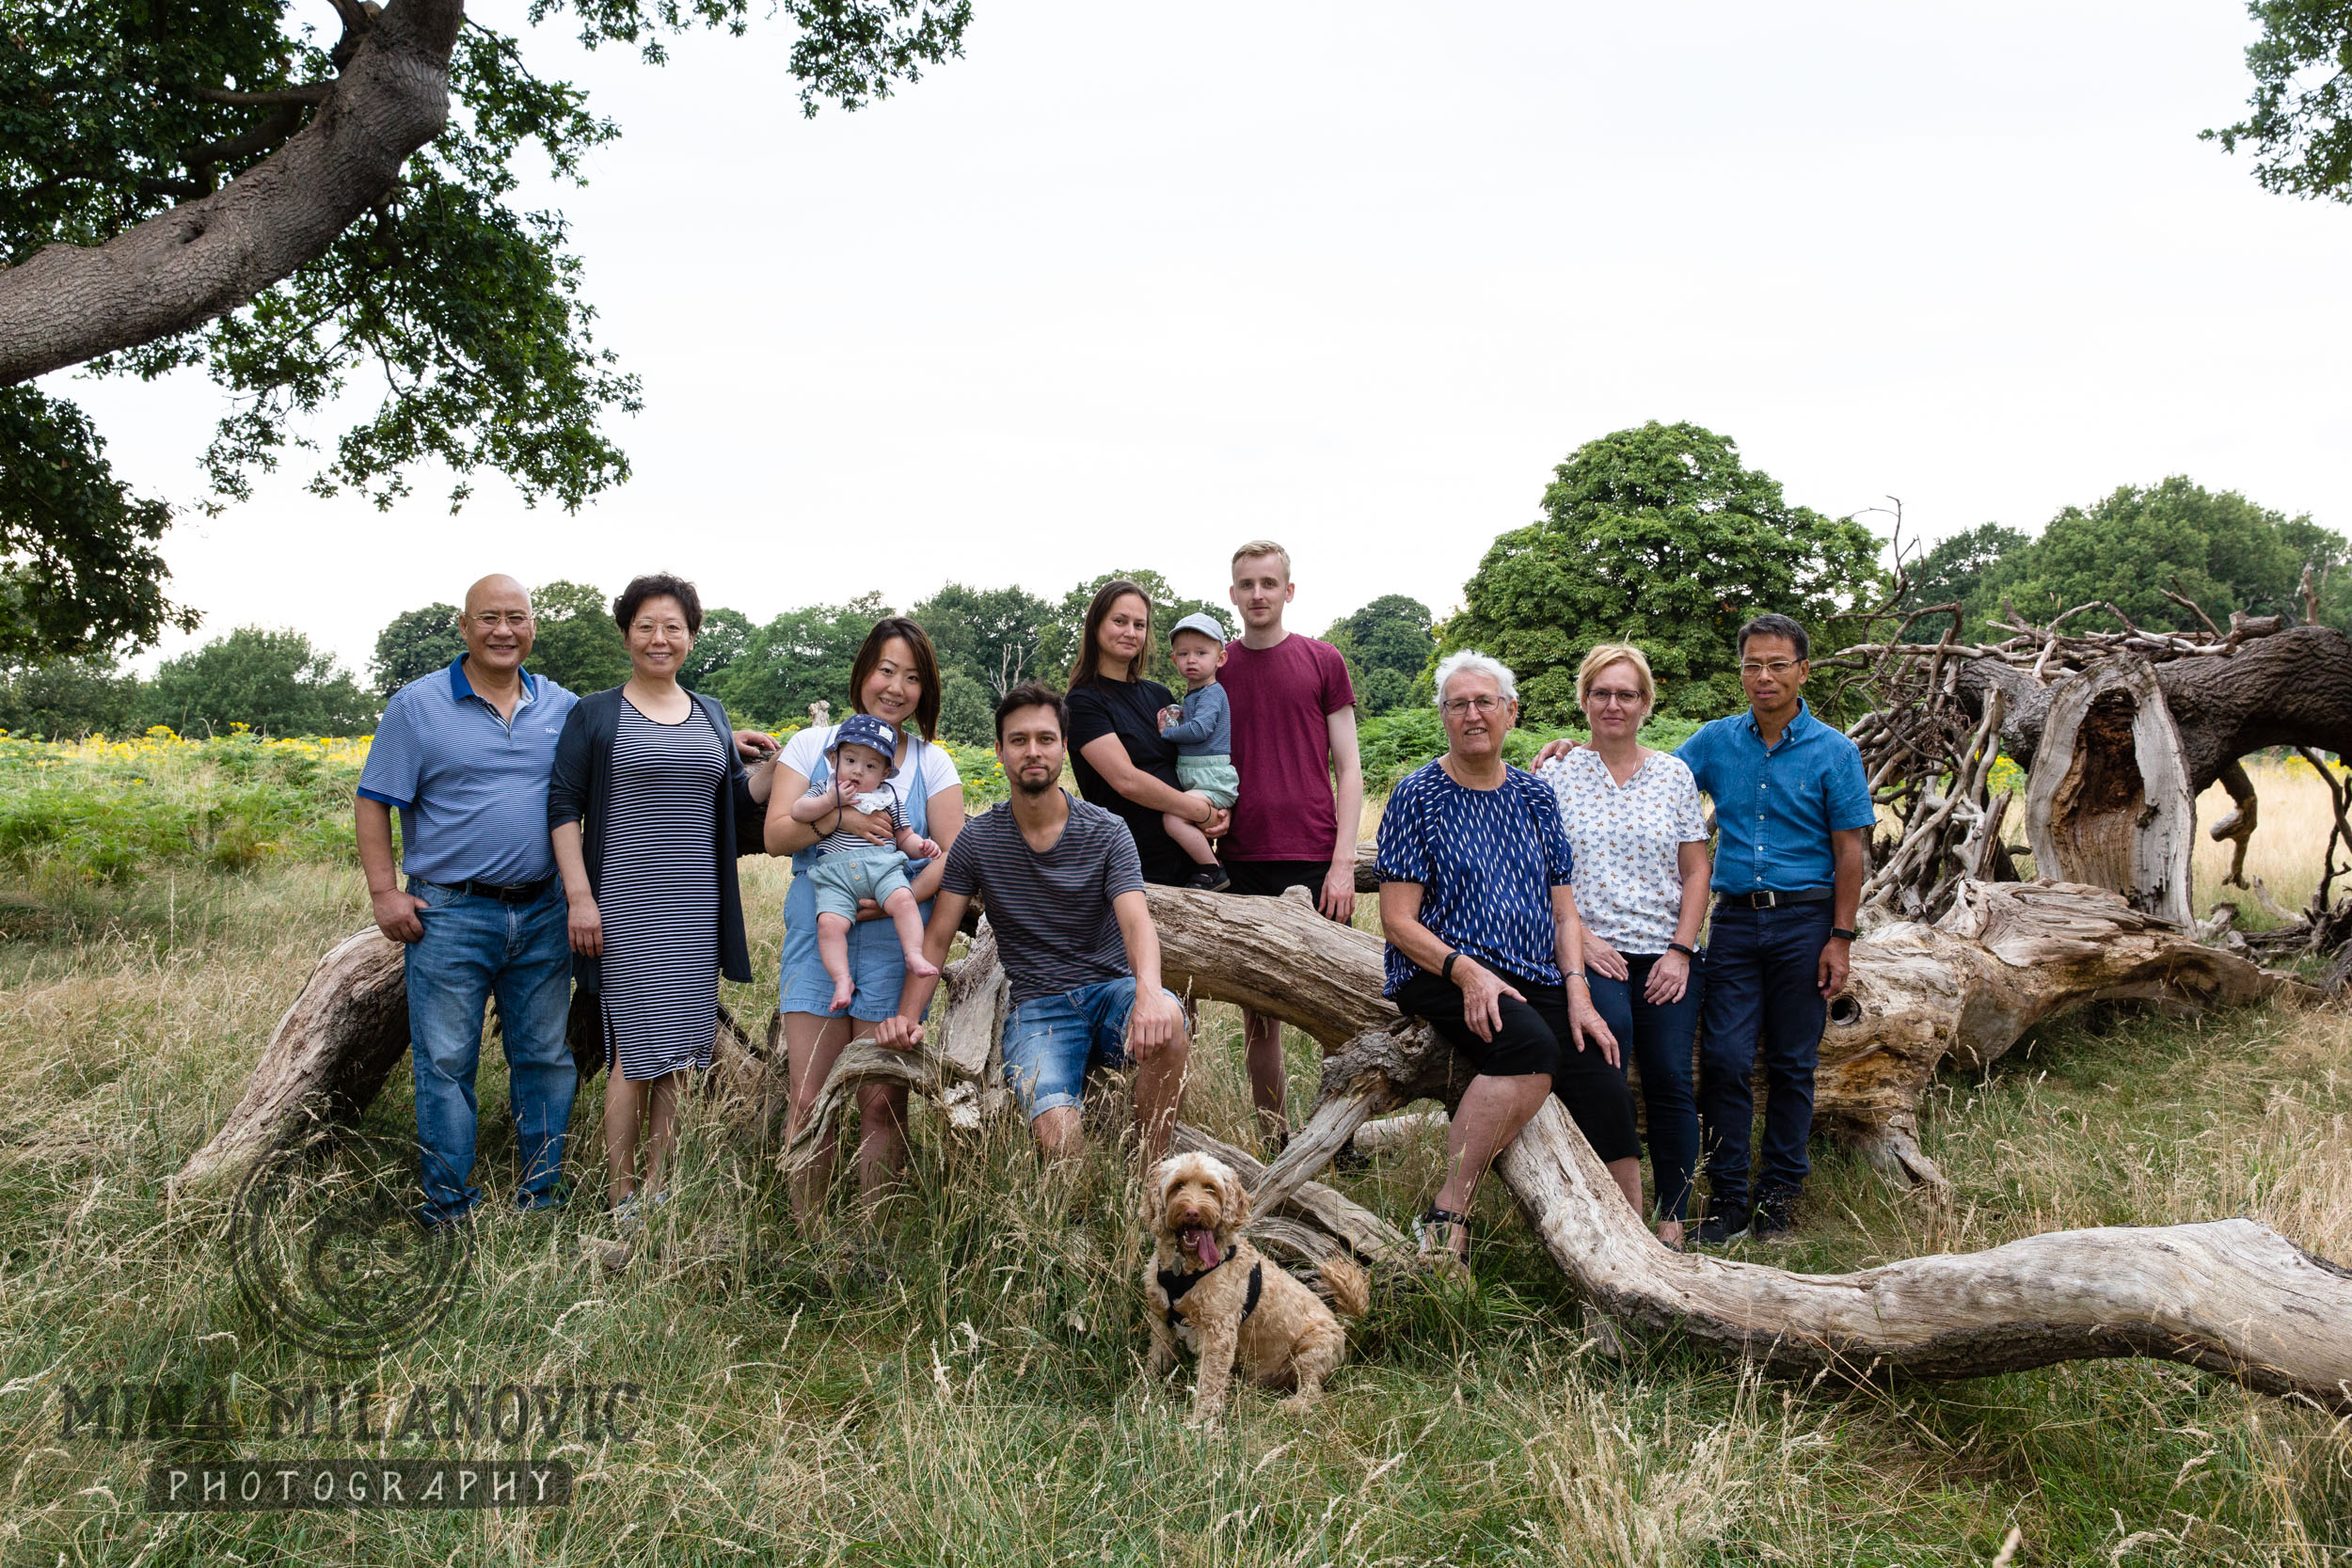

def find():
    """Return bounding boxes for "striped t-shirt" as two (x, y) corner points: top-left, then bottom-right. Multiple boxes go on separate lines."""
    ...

(939, 795), (1144, 1006)
(806, 781), (906, 856)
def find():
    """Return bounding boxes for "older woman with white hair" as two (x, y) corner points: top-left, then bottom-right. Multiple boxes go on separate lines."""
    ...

(1536, 642), (1711, 1250)
(1374, 650), (1645, 1270)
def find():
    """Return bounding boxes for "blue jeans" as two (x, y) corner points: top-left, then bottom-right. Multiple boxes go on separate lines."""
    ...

(405, 879), (578, 1223)
(1697, 902), (1832, 1210)
(1585, 951), (1705, 1224)
(1001, 976), (1178, 1119)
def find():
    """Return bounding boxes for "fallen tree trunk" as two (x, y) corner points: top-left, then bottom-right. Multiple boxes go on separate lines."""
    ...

(1152, 879), (2306, 1194)
(173, 927), (410, 1196)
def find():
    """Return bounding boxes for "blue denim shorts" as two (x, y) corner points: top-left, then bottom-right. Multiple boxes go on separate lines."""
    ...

(1000, 976), (1178, 1119)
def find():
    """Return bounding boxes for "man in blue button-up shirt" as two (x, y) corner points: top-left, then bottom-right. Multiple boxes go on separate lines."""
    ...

(1673, 613), (1872, 1244)
(357, 575), (581, 1226)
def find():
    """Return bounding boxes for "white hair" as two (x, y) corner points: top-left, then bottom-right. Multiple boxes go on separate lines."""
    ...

(1433, 649), (1518, 707)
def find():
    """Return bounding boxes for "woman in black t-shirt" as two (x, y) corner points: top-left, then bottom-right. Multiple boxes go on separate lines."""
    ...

(1063, 580), (1229, 886)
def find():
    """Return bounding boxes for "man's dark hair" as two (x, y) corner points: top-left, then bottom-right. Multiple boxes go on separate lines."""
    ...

(613, 573), (704, 636)
(1735, 612), (1809, 661)
(994, 681), (1068, 743)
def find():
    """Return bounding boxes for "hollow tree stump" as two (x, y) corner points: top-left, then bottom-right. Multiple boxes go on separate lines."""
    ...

(2024, 657), (2196, 927)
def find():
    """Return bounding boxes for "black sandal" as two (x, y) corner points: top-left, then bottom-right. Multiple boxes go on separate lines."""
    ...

(1415, 1206), (1471, 1269)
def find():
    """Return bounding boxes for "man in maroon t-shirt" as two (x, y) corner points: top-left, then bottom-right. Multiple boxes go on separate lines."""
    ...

(1221, 539), (1364, 1145)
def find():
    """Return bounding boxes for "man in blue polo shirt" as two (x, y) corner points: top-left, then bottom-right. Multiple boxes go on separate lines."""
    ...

(357, 574), (580, 1226)
(1676, 613), (1872, 1246)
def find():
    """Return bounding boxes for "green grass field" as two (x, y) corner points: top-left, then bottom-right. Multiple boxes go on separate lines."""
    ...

(0, 736), (2348, 1563)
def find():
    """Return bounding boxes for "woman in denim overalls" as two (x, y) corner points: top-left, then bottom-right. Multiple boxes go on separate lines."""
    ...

(763, 618), (964, 1218)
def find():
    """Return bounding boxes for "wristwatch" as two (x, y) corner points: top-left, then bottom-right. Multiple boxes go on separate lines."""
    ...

(1441, 950), (1462, 982)
(1667, 941), (1696, 958)
(1830, 927), (1857, 942)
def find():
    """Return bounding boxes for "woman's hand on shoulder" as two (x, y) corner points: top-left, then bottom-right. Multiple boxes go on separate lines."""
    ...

(1531, 737), (1581, 769)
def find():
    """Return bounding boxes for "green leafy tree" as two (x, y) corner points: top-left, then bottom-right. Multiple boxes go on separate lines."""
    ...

(2207, 2), (2352, 201)
(936, 669), (996, 747)
(710, 594), (892, 731)
(0, 654), (144, 739)
(2001, 479), (2318, 633)
(0, 0), (970, 657)
(1042, 570), (1227, 688)
(524, 579), (628, 694)
(1445, 422), (1886, 723)
(1899, 523), (2030, 638)
(0, 387), (199, 659)
(142, 627), (373, 736)
(1323, 594), (1434, 716)
(910, 582), (1053, 698)
(369, 602), (466, 696)
(682, 606), (754, 691)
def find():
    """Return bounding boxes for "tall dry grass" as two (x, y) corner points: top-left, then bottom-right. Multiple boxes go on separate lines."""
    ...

(0, 847), (2347, 1560)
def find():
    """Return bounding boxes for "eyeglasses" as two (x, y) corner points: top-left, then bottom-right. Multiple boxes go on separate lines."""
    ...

(1441, 695), (1507, 716)
(1585, 688), (1645, 708)
(1740, 659), (1802, 677)
(472, 611), (533, 630)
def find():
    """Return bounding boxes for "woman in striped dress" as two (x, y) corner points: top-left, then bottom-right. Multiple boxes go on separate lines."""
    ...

(550, 575), (775, 1224)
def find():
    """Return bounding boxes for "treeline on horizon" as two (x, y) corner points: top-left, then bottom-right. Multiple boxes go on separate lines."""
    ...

(4, 423), (2347, 744)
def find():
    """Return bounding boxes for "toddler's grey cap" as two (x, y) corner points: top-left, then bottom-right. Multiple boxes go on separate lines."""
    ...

(1170, 612), (1229, 644)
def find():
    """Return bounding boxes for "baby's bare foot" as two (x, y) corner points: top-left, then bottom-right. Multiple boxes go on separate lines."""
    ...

(904, 953), (940, 978)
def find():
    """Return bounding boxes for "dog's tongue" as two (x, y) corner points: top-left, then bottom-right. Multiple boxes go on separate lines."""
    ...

(1182, 1226), (1222, 1268)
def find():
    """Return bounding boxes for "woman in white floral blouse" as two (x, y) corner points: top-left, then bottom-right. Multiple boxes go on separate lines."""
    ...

(1535, 643), (1711, 1248)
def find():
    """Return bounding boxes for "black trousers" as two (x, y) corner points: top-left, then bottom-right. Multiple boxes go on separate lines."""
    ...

(1393, 968), (1642, 1164)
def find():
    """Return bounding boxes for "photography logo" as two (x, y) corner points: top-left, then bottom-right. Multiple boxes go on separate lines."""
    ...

(230, 1126), (472, 1360)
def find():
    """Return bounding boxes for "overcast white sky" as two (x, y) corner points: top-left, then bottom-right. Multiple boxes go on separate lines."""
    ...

(48, 1), (2352, 675)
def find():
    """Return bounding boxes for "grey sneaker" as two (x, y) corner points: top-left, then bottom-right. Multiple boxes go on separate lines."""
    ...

(610, 1194), (642, 1234)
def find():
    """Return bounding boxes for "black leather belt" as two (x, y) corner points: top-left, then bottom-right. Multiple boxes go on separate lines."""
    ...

(1717, 886), (1833, 911)
(433, 876), (557, 904)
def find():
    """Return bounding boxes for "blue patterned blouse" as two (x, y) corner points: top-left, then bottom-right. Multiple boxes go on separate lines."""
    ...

(1374, 759), (1576, 996)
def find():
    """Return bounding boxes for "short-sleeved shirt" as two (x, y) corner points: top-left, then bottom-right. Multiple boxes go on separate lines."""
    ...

(939, 795), (1145, 1006)
(1676, 699), (1874, 895)
(1537, 748), (1708, 954)
(357, 656), (577, 886)
(808, 780), (906, 856)
(1065, 676), (1188, 885)
(1374, 760), (1575, 996)
(778, 722), (961, 816)
(1220, 633), (1356, 863)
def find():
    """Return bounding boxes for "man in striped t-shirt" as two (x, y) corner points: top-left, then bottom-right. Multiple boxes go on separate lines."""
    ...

(877, 683), (1192, 1163)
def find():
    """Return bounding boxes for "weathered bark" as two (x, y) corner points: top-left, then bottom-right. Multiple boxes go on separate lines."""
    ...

(172, 928), (409, 1196)
(1150, 879), (2305, 1195)
(2023, 657), (2196, 927)
(1170, 888), (2352, 1407)
(1955, 625), (2352, 797)
(0, 0), (464, 385)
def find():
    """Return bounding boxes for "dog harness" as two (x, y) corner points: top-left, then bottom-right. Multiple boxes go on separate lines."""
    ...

(1158, 1259), (1263, 1331)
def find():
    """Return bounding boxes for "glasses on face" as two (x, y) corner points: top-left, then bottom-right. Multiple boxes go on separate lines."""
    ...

(472, 611), (532, 631)
(1740, 659), (1802, 678)
(1441, 695), (1506, 716)
(1585, 688), (1645, 709)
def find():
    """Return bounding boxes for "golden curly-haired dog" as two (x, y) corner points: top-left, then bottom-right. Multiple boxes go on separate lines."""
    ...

(1142, 1151), (1370, 1424)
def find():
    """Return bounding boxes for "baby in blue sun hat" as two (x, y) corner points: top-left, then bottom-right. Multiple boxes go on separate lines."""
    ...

(785, 711), (945, 1011)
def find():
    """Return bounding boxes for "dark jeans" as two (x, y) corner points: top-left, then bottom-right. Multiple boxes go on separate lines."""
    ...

(1585, 951), (1705, 1224)
(1697, 901), (1832, 1210)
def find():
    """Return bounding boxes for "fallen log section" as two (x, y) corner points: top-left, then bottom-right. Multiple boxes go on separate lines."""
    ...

(180, 879), (2350, 1409)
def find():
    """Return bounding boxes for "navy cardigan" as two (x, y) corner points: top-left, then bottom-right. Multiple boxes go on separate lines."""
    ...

(547, 687), (766, 991)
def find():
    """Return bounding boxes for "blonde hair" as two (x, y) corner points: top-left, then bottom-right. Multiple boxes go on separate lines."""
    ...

(1576, 642), (1655, 711)
(1230, 539), (1293, 578)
